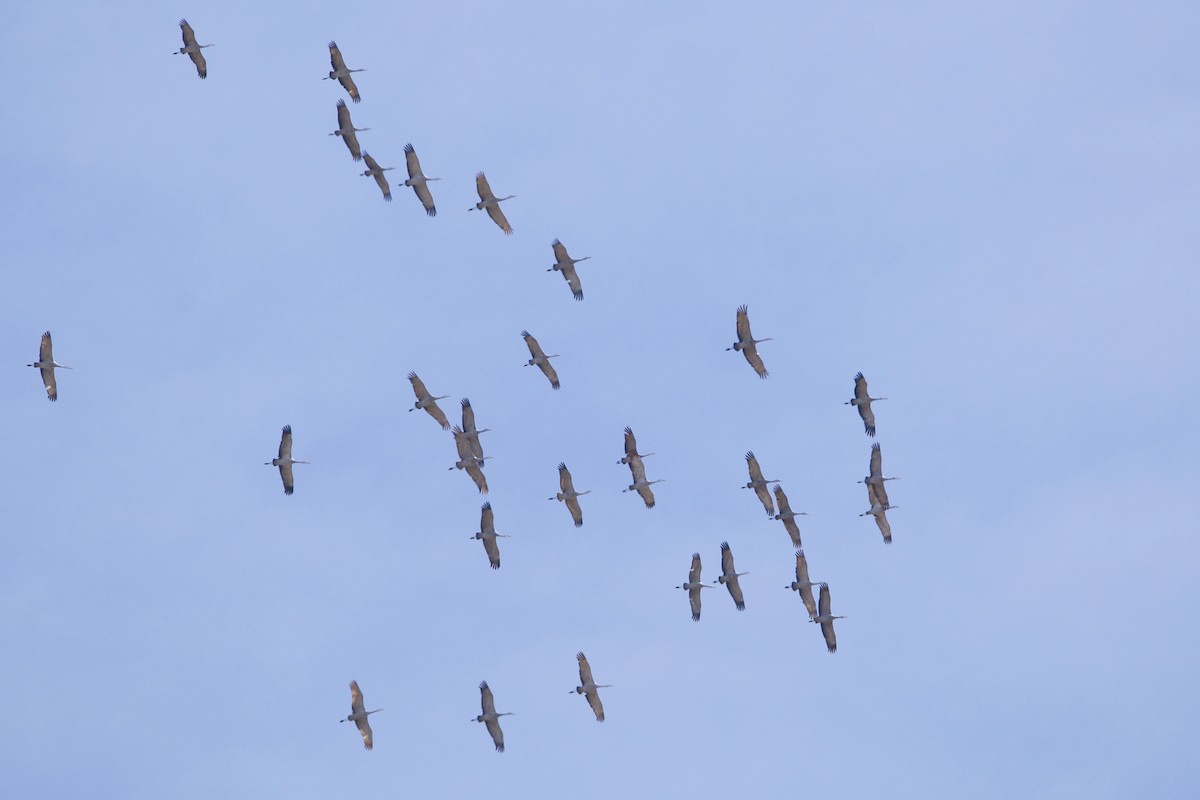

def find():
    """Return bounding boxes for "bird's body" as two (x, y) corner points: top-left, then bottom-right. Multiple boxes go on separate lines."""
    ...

(861, 481), (895, 544)
(27, 331), (70, 401)
(265, 425), (309, 495)
(742, 451), (777, 516)
(451, 426), (490, 494)
(360, 152), (393, 201)
(175, 19), (211, 78)
(474, 681), (511, 752)
(717, 541), (748, 611)
(407, 372), (450, 429)
(471, 172), (514, 234)
(549, 462), (589, 527)
(617, 427), (656, 465)
(727, 305), (771, 378)
(402, 144), (439, 216)
(521, 330), (560, 389)
(846, 372), (886, 437)
(324, 41), (363, 102)
(772, 484), (807, 547)
(340, 680), (382, 750)
(471, 502), (508, 569)
(460, 398), (490, 461)
(330, 99), (368, 161)
(571, 652), (610, 722)
(675, 553), (712, 621)
(787, 548), (819, 621)
(812, 583), (845, 653)
(549, 239), (590, 301)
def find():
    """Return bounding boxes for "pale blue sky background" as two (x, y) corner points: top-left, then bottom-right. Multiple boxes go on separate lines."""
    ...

(2, 1), (1198, 797)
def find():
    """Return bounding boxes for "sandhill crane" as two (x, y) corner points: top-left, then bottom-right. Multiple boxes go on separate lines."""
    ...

(617, 427), (655, 465)
(571, 652), (610, 722)
(27, 331), (70, 401)
(549, 462), (589, 527)
(407, 372), (450, 429)
(330, 99), (368, 162)
(623, 457), (663, 509)
(717, 541), (748, 611)
(324, 41), (363, 102)
(786, 548), (819, 621)
(360, 152), (393, 201)
(460, 398), (491, 461)
(812, 583), (845, 653)
(265, 425), (309, 495)
(861, 481), (895, 544)
(676, 553), (712, 621)
(402, 144), (439, 216)
(846, 372), (886, 437)
(470, 172), (514, 234)
(742, 451), (778, 516)
(174, 20), (211, 78)
(521, 330), (560, 389)
(450, 426), (490, 494)
(727, 305), (771, 379)
(340, 680), (382, 750)
(471, 501), (508, 569)
(473, 681), (511, 752)
(549, 239), (590, 301)
(773, 484), (807, 547)
(860, 442), (898, 508)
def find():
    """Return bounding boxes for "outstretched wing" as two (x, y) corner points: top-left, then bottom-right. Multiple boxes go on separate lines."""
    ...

(558, 463), (575, 494)
(355, 716), (374, 750)
(859, 402), (876, 437)
(475, 171), (494, 201)
(482, 534), (500, 569)
(874, 505), (892, 544)
(407, 371), (428, 400)
(742, 344), (769, 379)
(179, 19), (198, 47)
(479, 681), (496, 714)
(538, 359), (560, 390)
(586, 690), (605, 722)
(560, 262), (583, 300)
(576, 652), (595, 686)
(735, 304), (752, 341)
(781, 516), (802, 547)
(485, 717), (505, 752)
(466, 462), (489, 494)
(566, 495), (583, 527)
(487, 203), (513, 235)
(425, 400), (450, 430)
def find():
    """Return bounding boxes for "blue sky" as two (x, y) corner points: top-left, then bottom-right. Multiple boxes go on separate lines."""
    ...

(3, 1), (1199, 797)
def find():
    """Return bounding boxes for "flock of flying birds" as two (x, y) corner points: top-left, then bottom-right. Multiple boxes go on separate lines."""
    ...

(18, 21), (904, 754)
